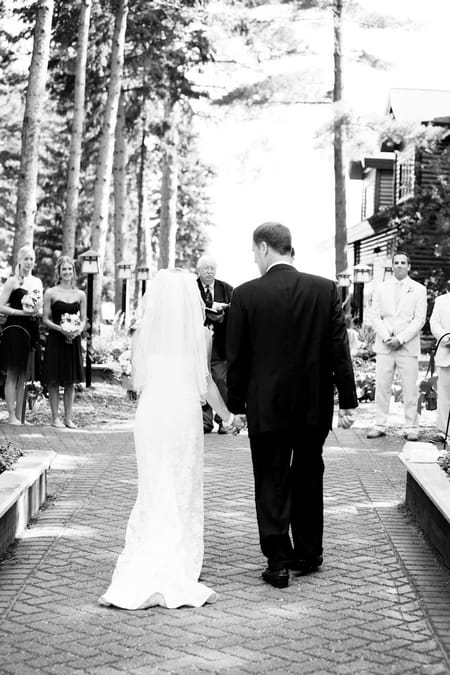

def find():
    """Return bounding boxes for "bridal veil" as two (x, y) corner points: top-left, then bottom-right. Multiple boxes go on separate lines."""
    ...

(100, 268), (217, 610)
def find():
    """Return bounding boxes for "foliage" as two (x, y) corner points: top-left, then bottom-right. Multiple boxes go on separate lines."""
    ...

(90, 331), (130, 369)
(0, 0), (215, 287)
(0, 440), (23, 475)
(353, 357), (375, 403)
(376, 144), (450, 298)
(437, 450), (450, 479)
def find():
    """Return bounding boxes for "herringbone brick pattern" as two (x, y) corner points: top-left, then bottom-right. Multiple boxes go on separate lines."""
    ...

(0, 422), (449, 674)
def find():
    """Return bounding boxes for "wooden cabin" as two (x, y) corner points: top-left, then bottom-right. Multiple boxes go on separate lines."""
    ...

(348, 88), (450, 284)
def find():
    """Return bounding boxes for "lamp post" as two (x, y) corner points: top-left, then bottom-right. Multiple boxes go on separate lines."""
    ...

(80, 249), (99, 388)
(353, 263), (372, 326)
(336, 271), (351, 307)
(117, 261), (133, 324)
(136, 265), (150, 296)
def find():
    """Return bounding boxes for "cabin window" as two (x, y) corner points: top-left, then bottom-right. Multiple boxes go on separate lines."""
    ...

(397, 156), (415, 201)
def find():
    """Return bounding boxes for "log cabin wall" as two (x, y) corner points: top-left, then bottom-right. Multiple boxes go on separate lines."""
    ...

(376, 169), (394, 211)
(416, 138), (450, 191)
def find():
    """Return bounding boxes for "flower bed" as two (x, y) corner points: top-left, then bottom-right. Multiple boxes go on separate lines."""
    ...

(0, 441), (23, 475)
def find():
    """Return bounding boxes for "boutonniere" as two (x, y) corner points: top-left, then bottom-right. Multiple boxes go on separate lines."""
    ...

(406, 287), (413, 294)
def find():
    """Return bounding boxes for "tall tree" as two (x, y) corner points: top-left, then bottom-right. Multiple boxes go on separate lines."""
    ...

(113, 91), (127, 313)
(333, 0), (347, 276)
(158, 100), (180, 269)
(91, 0), (128, 325)
(62, 0), (92, 258)
(12, 0), (54, 263)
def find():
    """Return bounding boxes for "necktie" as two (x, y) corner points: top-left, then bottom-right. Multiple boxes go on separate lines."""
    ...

(204, 285), (212, 306)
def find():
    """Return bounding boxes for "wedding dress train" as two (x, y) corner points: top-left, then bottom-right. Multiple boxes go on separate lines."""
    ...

(100, 269), (218, 610)
(100, 379), (217, 609)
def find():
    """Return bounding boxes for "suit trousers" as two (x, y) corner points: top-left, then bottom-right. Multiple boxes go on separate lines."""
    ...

(249, 427), (327, 570)
(437, 366), (450, 435)
(374, 352), (419, 431)
(202, 358), (228, 430)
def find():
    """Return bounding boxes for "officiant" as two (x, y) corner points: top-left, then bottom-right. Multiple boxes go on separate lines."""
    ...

(196, 255), (233, 434)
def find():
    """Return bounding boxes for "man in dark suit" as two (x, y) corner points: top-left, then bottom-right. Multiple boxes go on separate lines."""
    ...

(226, 223), (357, 589)
(196, 255), (233, 433)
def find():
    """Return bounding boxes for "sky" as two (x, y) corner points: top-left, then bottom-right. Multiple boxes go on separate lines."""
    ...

(197, 0), (450, 287)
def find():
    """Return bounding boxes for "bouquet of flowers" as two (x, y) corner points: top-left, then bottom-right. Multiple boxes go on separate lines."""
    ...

(60, 312), (81, 343)
(21, 288), (41, 312)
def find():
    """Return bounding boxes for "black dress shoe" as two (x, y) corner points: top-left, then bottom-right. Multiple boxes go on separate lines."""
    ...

(289, 556), (323, 576)
(203, 427), (213, 434)
(217, 424), (228, 435)
(262, 567), (289, 588)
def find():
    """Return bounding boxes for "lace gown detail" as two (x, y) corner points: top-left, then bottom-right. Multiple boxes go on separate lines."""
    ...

(100, 358), (217, 610)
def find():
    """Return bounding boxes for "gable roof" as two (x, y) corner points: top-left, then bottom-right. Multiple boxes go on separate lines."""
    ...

(387, 88), (450, 124)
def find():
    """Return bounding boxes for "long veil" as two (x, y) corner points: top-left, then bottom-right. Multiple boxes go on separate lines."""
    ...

(131, 268), (208, 400)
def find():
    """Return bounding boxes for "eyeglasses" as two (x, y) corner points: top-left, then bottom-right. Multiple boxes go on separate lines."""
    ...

(199, 266), (215, 272)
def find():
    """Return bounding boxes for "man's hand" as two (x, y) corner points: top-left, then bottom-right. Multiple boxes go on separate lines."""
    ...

(230, 414), (247, 435)
(384, 336), (402, 351)
(338, 408), (357, 429)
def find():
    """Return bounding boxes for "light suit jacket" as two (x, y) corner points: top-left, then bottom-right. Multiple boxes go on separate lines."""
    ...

(429, 293), (450, 367)
(370, 277), (427, 357)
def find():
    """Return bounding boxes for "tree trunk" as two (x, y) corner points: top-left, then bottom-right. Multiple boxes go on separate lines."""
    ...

(134, 114), (152, 305)
(158, 100), (179, 270)
(90, 0), (128, 327)
(62, 0), (92, 258)
(333, 0), (348, 277)
(12, 0), (54, 263)
(113, 92), (127, 315)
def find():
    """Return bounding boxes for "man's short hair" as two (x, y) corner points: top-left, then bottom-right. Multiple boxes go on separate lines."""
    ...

(392, 250), (411, 265)
(253, 222), (292, 254)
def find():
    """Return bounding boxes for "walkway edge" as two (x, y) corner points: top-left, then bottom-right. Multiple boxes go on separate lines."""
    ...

(0, 451), (56, 555)
(400, 441), (450, 567)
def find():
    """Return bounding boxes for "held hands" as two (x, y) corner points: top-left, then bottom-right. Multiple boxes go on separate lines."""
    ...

(337, 409), (357, 429)
(384, 336), (402, 351)
(224, 413), (247, 435)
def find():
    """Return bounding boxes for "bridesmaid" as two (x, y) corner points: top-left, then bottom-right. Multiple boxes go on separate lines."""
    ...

(0, 245), (43, 425)
(42, 256), (86, 428)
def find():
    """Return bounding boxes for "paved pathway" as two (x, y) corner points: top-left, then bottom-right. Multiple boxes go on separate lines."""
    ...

(0, 421), (449, 674)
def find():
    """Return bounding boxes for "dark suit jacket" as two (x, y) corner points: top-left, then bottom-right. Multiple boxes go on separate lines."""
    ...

(226, 264), (357, 435)
(197, 277), (233, 361)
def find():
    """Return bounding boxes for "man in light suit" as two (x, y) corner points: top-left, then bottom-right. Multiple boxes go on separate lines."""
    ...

(226, 222), (357, 589)
(429, 291), (450, 438)
(368, 252), (427, 441)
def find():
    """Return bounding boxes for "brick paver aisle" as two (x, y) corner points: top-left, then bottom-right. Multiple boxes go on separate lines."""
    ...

(0, 422), (450, 674)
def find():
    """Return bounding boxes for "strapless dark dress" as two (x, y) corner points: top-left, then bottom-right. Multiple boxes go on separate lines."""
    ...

(0, 287), (41, 375)
(43, 300), (84, 386)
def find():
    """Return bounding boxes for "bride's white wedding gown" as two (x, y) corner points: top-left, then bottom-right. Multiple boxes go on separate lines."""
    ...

(99, 359), (217, 610)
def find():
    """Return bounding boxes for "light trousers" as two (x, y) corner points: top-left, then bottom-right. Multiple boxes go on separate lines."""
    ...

(374, 352), (419, 431)
(436, 366), (450, 435)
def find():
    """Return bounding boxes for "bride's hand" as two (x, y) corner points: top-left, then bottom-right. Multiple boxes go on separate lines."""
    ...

(230, 414), (246, 435)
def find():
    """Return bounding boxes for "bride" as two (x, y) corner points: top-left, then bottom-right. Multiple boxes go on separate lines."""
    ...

(99, 269), (244, 610)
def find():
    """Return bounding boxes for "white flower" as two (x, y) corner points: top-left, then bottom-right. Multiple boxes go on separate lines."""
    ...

(21, 288), (41, 311)
(60, 312), (81, 332)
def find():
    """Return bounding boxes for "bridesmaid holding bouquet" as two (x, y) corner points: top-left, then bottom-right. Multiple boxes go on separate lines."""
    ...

(43, 256), (86, 428)
(0, 245), (43, 425)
